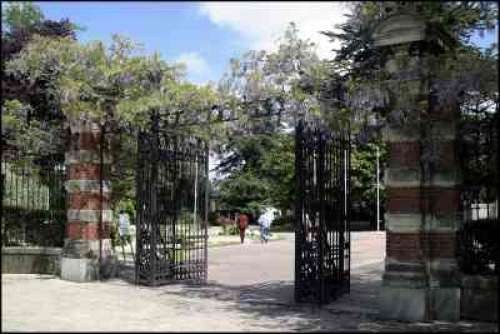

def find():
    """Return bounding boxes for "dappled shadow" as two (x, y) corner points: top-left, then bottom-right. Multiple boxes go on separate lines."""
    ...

(34, 274), (59, 280)
(358, 318), (499, 332)
(158, 280), (322, 331)
(113, 259), (136, 284)
(109, 260), (497, 332)
(153, 263), (384, 331)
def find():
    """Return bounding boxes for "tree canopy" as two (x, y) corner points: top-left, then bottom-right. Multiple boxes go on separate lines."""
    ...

(3, 1), (496, 222)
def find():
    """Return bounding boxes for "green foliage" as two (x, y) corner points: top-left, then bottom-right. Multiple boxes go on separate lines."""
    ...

(214, 23), (325, 214)
(5, 31), (220, 211)
(218, 169), (269, 215)
(318, 1), (498, 220)
(351, 141), (387, 207)
(208, 212), (218, 226)
(2, 99), (65, 155)
(2, 2), (44, 32)
(113, 198), (136, 223)
(323, 1), (498, 76)
(1, 3), (80, 168)
(216, 131), (295, 214)
(216, 22), (324, 136)
(271, 214), (294, 232)
(5, 32), (220, 137)
(2, 161), (50, 210)
(218, 224), (239, 236)
(259, 134), (295, 211)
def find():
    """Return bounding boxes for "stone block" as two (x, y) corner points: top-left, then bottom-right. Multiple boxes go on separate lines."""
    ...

(68, 118), (101, 133)
(385, 213), (421, 233)
(65, 179), (111, 194)
(373, 13), (427, 47)
(2, 247), (61, 274)
(385, 167), (421, 187)
(382, 273), (427, 289)
(77, 132), (102, 150)
(386, 187), (459, 216)
(67, 209), (113, 223)
(69, 193), (110, 210)
(461, 275), (498, 322)
(378, 286), (427, 321)
(385, 257), (425, 273)
(60, 256), (99, 282)
(430, 287), (460, 321)
(385, 213), (459, 233)
(385, 167), (459, 189)
(65, 150), (112, 164)
(69, 163), (103, 180)
(62, 238), (112, 259)
(66, 222), (99, 240)
(383, 127), (420, 143)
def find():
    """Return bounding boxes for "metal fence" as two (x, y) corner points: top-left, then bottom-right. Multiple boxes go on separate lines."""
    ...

(135, 120), (209, 285)
(1, 152), (67, 247)
(295, 120), (351, 304)
(457, 105), (499, 275)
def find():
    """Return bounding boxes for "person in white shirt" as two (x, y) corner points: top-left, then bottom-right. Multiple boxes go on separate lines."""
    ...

(118, 209), (134, 261)
(118, 209), (129, 239)
(258, 207), (274, 244)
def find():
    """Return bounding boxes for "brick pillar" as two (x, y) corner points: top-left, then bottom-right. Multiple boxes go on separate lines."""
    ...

(373, 5), (461, 321)
(61, 117), (113, 282)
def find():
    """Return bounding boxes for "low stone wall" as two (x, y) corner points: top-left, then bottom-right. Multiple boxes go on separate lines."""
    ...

(351, 220), (373, 231)
(461, 275), (498, 322)
(2, 247), (62, 275)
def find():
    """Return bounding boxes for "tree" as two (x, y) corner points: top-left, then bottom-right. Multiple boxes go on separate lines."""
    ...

(213, 23), (325, 214)
(1, 2), (82, 163)
(2, 2), (44, 35)
(5, 33), (220, 214)
(319, 1), (498, 222)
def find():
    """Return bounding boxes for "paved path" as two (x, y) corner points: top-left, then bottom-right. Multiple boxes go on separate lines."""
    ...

(2, 232), (497, 332)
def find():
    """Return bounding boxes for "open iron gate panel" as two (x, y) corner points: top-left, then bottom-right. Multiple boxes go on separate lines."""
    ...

(135, 130), (208, 286)
(295, 121), (351, 304)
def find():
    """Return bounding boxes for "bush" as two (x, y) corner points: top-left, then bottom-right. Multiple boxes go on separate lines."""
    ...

(208, 211), (218, 225)
(219, 224), (239, 236)
(271, 214), (294, 231)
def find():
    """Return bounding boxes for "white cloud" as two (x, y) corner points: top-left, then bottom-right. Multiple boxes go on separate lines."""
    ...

(199, 1), (352, 59)
(175, 52), (210, 78)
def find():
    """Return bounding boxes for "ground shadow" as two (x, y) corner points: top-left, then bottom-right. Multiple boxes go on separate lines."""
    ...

(110, 260), (497, 332)
(153, 263), (385, 331)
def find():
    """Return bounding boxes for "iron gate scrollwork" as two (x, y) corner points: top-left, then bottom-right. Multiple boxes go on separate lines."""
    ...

(295, 120), (351, 304)
(457, 101), (499, 275)
(135, 125), (208, 285)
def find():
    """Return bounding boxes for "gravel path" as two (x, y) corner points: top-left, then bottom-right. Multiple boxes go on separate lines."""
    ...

(2, 232), (496, 332)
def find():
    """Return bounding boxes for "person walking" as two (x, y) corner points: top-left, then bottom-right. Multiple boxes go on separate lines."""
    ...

(258, 208), (273, 244)
(238, 212), (249, 244)
(118, 209), (134, 261)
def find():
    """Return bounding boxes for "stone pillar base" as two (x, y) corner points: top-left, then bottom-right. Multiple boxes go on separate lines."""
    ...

(461, 275), (498, 322)
(379, 286), (461, 322)
(60, 238), (113, 282)
(60, 257), (99, 282)
(430, 287), (460, 321)
(379, 286), (427, 321)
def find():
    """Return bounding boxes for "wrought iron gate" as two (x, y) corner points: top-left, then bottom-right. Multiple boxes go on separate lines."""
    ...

(457, 101), (499, 275)
(295, 120), (351, 304)
(135, 125), (208, 285)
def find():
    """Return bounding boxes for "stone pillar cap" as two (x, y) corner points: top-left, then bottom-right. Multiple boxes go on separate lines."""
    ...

(373, 13), (427, 47)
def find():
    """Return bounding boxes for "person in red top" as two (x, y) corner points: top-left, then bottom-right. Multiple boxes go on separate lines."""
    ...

(238, 212), (249, 244)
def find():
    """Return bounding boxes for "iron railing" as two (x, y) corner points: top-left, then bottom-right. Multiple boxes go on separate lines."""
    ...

(1, 152), (67, 247)
(135, 116), (209, 285)
(295, 120), (351, 304)
(457, 105), (499, 275)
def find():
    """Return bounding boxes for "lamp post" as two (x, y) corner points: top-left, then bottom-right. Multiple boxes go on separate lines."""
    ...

(376, 145), (380, 231)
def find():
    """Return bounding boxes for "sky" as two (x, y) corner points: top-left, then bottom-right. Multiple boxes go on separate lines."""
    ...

(31, 1), (499, 85)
